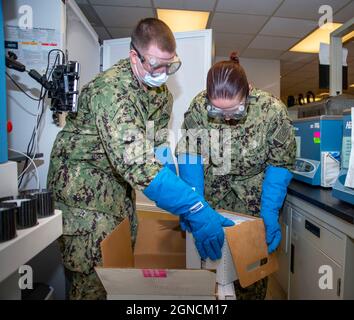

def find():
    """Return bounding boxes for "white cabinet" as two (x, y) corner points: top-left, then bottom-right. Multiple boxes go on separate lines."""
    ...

(275, 196), (354, 300)
(290, 208), (343, 299)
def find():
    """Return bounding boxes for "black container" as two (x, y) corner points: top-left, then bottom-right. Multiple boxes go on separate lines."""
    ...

(2, 198), (38, 229)
(0, 196), (15, 202)
(20, 189), (54, 218)
(0, 203), (17, 242)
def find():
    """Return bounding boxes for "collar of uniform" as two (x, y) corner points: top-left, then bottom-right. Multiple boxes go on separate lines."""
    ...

(125, 58), (144, 92)
(248, 88), (261, 103)
(112, 58), (150, 95)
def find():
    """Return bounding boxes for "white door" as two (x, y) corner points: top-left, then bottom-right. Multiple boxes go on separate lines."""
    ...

(66, 0), (100, 88)
(102, 30), (213, 209)
(290, 209), (343, 300)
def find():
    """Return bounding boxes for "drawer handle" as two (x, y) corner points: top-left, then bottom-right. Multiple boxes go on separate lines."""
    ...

(305, 220), (320, 238)
(337, 278), (341, 297)
(290, 244), (295, 274)
(285, 225), (289, 254)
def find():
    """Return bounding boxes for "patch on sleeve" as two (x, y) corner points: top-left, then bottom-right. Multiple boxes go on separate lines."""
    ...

(272, 121), (292, 146)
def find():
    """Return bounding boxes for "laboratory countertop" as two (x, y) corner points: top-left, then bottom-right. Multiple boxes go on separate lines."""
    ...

(287, 180), (354, 225)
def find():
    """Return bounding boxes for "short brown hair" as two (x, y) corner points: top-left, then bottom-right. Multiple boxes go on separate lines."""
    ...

(131, 18), (176, 53)
(207, 52), (249, 101)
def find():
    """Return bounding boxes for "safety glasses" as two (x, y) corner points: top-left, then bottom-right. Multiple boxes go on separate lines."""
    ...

(131, 42), (182, 76)
(207, 99), (248, 121)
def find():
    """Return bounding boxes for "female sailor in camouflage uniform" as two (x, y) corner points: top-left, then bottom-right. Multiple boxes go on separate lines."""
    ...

(47, 18), (233, 300)
(176, 52), (296, 299)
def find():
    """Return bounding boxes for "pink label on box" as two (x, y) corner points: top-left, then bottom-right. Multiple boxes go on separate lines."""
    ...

(314, 131), (320, 138)
(142, 269), (167, 278)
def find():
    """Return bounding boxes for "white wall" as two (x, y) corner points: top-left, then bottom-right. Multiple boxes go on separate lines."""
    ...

(4, 0), (65, 190)
(3, 0), (66, 300)
(215, 56), (281, 98)
(3, 0), (100, 300)
(4, 0), (100, 191)
(66, 0), (100, 88)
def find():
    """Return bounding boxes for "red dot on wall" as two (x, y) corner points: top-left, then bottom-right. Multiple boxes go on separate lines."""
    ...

(7, 121), (13, 133)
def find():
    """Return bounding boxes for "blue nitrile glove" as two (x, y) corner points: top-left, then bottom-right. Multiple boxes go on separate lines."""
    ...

(177, 153), (204, 232)
(144, 167), (234, 260)
(177, 153), (205, 232)
(260, 165), (293, 253)
(177, 153), (204, 195)
(154, 146), (177, 174)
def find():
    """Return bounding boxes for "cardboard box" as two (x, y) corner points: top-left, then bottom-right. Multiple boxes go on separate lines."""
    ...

(96, 210), (278, 299)
(134, 218), (186, 269)
(186, 211), (279, 288)
(96, 217), (218, 300)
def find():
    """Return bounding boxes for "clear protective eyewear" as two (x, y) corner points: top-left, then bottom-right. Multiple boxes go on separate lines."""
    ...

(131, 42), (182, 77)
(207, 99), (248, 121)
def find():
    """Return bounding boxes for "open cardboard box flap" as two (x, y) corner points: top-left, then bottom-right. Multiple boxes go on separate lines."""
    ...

(100, 218), (134, 268)
(187, 210), (278, 288)
(95, 268), (217, 299)
(96, 216), (217, 299)
(222, 210), (278, 288)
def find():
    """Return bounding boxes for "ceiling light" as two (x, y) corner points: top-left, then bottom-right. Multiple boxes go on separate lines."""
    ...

(342, 30), (354, 43)
(157, 9), (209, 33)
(290, 23), (351, 53)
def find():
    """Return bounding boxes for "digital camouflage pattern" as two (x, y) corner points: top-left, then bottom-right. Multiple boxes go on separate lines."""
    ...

(176, 88), (296, 299)
(177, 87), (296, 216)
(234, 277), (268, 300)
(56, 202), (120, 300)
(47, 58), (173, 299)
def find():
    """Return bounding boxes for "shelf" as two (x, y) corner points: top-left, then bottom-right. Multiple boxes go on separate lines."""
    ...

(8, 150), (43, 162)
(0, 210), (62, 282)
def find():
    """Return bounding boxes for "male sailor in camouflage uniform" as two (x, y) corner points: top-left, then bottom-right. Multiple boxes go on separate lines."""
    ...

(47, 18), (234, 300)
(176, 53), (296, 299)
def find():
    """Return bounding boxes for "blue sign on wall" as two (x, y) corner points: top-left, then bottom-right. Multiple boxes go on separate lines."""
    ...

(0, 3), (8, 164)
